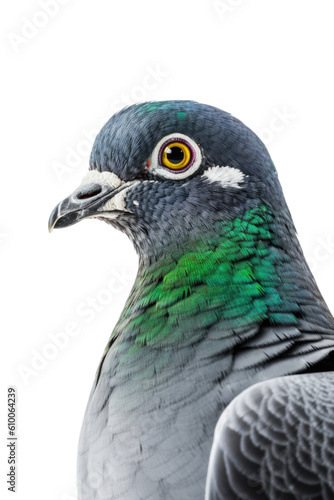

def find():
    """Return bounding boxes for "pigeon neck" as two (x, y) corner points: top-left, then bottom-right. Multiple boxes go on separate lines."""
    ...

(112, 203), (332, 351)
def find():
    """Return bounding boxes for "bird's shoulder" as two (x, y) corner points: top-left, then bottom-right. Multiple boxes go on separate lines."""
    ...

(206, 371), (334, 500)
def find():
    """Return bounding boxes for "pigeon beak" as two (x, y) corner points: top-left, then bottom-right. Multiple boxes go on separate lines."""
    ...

(48, 171), (139, 232)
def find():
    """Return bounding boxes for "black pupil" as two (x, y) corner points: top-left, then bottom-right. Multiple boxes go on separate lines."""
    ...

(167, 146), (184, 164)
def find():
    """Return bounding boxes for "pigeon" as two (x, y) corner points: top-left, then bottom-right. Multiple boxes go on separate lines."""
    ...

(49, 101), (334, 500)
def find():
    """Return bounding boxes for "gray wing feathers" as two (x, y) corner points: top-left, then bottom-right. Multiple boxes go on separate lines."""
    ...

(206, 372), (334, 500)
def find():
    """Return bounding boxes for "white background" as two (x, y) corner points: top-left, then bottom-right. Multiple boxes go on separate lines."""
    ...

(1, 1), (334, 499)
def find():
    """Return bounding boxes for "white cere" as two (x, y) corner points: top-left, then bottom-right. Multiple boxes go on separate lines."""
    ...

(80, 171), (123, 189)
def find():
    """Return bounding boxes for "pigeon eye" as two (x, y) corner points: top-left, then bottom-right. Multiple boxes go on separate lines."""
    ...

(150, 133), (202, 180)
(160, 141), (193, 172)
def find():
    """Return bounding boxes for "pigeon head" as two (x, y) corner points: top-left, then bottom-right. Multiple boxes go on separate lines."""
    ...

(49, 101), (288, 258)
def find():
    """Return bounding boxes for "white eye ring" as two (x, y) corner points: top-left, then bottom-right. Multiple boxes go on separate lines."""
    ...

(149, 133), (202, 180)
